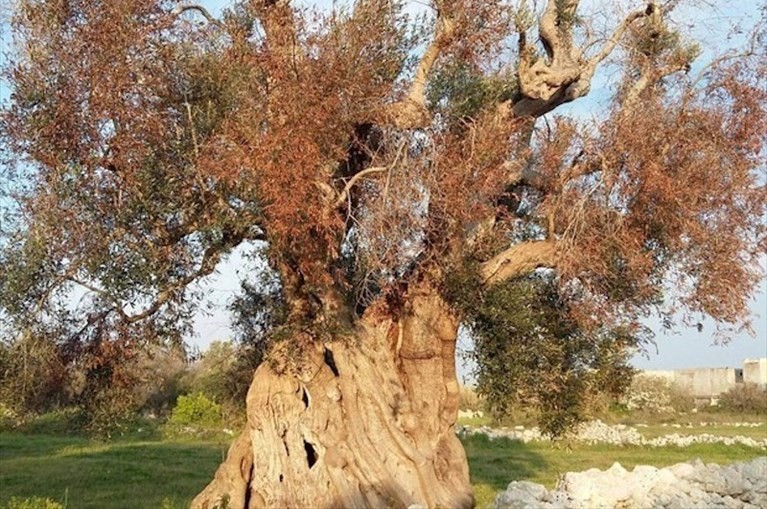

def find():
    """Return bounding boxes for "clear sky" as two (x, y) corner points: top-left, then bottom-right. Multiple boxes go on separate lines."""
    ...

(0, 1), (765, 374)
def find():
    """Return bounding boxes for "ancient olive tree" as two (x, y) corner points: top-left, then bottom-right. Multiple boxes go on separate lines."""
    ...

(1, 0), (765, 507)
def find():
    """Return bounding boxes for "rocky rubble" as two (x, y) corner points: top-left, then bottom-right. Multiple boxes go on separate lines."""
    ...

(458, 409), (485, 420)
(458, 420), (767, 448)
(494, 456), (767, 509)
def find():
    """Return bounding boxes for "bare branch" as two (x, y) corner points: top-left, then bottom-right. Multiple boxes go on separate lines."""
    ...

(580, 8), (648, 77)
(623, 61), (689, 112)
(480, 240), (558, 285)
(688, 32), (761, 92)
(408, 16), (455, 109)
(334, 166), (388, 208)
(171, 4), (222, 27)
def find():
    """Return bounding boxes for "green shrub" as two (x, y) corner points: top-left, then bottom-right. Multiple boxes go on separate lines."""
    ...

(2, 497), (64, 509)
(20, 407), (85, 436)
(718, 383), (767, 414)
(169, 393), (223, 428)
(179, 341), (258, 421)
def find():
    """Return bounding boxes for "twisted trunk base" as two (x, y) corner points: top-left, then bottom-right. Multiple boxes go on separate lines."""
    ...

(192, 289), (472, 509)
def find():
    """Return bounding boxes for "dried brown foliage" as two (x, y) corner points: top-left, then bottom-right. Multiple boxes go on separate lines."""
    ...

(1, 0), (765, 356)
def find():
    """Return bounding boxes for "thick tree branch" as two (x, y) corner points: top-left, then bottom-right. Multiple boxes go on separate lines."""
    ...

(538, 0), (580, 59)
(509, 1), (654, 119)
(381, 2), (455, 129)
(480, 240), (558, 285)
(516, 0), (580, 104)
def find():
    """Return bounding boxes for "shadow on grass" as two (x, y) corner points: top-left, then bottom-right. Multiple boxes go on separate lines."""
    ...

(3, 431), (545, 509)
(461, 434), (548, 491)
(0, 432), (228, 509)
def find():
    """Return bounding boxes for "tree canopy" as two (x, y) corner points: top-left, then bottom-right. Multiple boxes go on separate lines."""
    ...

(2, 0), (764, 364)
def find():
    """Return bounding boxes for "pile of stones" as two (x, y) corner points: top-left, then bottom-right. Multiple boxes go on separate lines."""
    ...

(494, 456), (767, 509)
(457, 409), (485, 420)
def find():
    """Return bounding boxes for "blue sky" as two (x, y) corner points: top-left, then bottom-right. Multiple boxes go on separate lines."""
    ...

(1, 1), (765, 374)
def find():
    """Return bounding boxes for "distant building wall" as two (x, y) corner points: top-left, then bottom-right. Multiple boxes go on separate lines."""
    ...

(743, 358), (767, 388)
(673, 368), (740, 399)
(638, 358), (767, 402)
(640, 370), (676, 383)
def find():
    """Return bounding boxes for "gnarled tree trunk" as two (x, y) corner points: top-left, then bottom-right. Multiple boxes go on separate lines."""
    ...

(192, 285), (472, 509)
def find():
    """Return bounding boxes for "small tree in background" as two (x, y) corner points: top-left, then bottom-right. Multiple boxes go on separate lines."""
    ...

(169, 392), (224, 429)
(181, 340), (259, 418)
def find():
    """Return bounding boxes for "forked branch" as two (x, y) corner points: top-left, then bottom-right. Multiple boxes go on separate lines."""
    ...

(623, 60), (690, 112)
(510, 1), (656, 118)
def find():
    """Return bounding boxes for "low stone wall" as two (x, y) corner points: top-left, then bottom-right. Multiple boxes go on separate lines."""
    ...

(494, 456), (767, 509)
(458, 420), (767, 449)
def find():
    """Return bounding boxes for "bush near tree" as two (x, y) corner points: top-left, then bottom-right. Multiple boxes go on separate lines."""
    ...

(622, 375), (695, 414)
(450, 273), (638, 435)
(169, 393), (224, 430)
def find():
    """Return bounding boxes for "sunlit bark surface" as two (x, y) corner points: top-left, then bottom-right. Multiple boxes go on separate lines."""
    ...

(193, 288), (471, 509)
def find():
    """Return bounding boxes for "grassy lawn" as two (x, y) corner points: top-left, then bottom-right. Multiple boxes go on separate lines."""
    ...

(0, 433), (228, 509)
(1, 431), (765, 508)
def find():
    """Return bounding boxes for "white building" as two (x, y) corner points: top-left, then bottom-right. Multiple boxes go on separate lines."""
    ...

(743, 358), (767, 388)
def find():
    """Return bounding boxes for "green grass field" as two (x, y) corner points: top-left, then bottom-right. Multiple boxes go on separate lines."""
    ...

(0, 433), (227, 509)
(1, 431), (765, 509)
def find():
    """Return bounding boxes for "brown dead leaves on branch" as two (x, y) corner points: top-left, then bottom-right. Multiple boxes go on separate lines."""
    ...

(541, 61), (767, 329)
(1, 0), (765, 340)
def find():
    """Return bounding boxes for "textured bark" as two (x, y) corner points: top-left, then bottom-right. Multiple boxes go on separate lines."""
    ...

(192, 286), (472, 509)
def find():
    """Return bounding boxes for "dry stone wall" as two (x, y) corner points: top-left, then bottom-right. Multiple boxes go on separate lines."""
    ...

(494, 456), (767, 509)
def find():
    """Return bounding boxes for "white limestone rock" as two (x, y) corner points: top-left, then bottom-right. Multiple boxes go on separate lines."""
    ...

(493, 457), (767, 509)
(495, 481), (548, 509)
